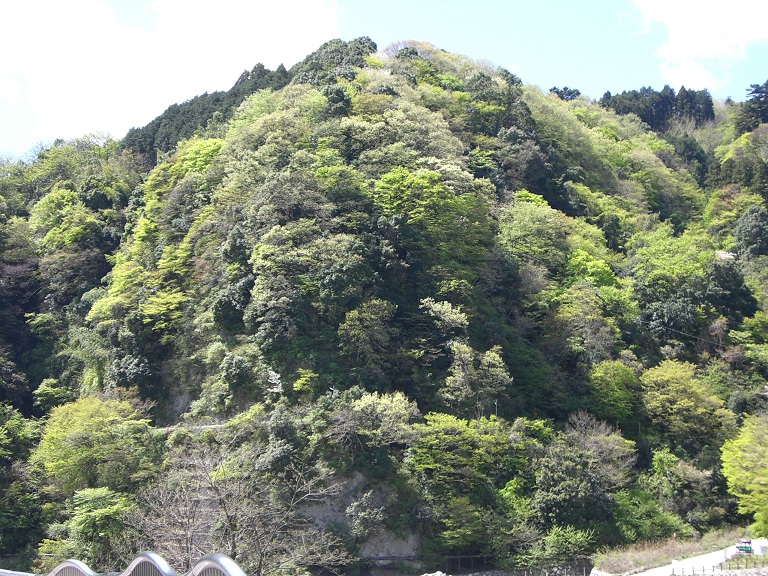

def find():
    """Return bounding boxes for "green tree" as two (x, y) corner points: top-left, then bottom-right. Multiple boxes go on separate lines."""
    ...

(439, 343), (512, 419)
(734, 205), (768, 259)
(338, 298), (398, 385)
(0, 404), (40, 561)
(549, 87), (581, 101)
(736, 79), (768, 135)
(404, 414), (525, 506)
(37, 487), (132, 571)
(586, 360), (639, 427)
(643, 447), (728, 530)
(640, 360), (735, 455)
(553, 280), (620, 367)
(523, 525), (595, 570)
(532, 412), (635, 536)
(31, 397), (157, 496)
(374, 167), (492, 289)
(721, 415), (768, 535)
(325, 390), (420, 456)
(498, 198), (569, 274)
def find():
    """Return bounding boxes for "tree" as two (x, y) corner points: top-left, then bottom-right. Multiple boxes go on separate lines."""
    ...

(439, 343), (512, 419)
(721, 415), (768, 535)
(549, 87), (581, 101)
(127, 425), (352, 576)
(640, 361), (735, 454)
(30, 397), (157, 496)
(644, 447), (728, 530)
(0, 403), (40, 561)
(522, 525), (595, 570)
(326, 390), (420, 452)
(532, 412), (635, 535)
(37, 487), (132, 571)
(373, 167), (492, 285)
(586, 360), (639, 427)
(404, 414), (525, 506)
(736, 79), (768, 135)
(338, 298), (398, 385)
(734, 205), (768, 259)
(498, 199), (569, 274)
(553, 281), (620, 367)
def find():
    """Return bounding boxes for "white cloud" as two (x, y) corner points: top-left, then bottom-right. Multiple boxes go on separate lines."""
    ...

(633, 0), (768, 91)
(0, 0), (338, 158)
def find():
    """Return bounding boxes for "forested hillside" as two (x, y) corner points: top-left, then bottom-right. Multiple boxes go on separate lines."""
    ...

(2, 37), (768, 575)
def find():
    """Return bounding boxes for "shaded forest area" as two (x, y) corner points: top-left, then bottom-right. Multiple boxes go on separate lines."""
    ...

(3, 37), (768, 575)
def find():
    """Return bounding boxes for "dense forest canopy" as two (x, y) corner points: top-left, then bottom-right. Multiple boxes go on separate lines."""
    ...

(2, 37), (768, 575)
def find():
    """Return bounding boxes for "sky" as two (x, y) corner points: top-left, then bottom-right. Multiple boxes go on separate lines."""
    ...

(2, 0), (768, 159)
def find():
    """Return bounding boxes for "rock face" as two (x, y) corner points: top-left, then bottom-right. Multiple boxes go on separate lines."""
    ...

(360, 530), (421, 563)
(302, 472), (421, 564)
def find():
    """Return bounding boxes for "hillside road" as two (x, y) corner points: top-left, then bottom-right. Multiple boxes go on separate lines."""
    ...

(593, 538), (768, 576)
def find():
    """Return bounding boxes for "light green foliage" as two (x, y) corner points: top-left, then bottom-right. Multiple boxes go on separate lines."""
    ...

(553, 281), (621, 366)
(498, 200), (570, 273)
(566, 250), (619, 287)
(628, 222), (713, 286)
(404, 413), (527, 505)
(246, 220), (372, 346)
(373, 166), (492, 296)
(625, 139), (705, 225)
(347, 391), (421, 449)
(0, 403), (36, 462)
(228, 85), (327, 138)
(31, 397), (155, 496)
(37, 487), (132, 571)
(644, 447), (727, 529)
(32, 378), (74, 411)
(513, 189), (549, 205)
(524, 525), (595, 568)
(721, 415), (768, 535)
(420, 297), (469, 338)
(704, 186), (762, 240)
(28, 188), (80, 233)
(640, 360), (735, 453)
(718, 123), (768, 163)
(353, 101), (466, 175)
(613, 487), (687, 542)
(435, 496), (487, 554)
(28, 187), (101, 252)
(522, 87), (603, 185)
(375, 168), (450, 221)
(169, 137), (224, 178)
(375, 167), (490, 260)
(587, 360), (639, 426)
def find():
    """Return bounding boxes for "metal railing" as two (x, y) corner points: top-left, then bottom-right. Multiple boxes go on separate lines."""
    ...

(668, 553), (768, 574)
(0, 552), (246, 576)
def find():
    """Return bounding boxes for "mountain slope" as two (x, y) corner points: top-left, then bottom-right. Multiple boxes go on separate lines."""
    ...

(1, 37), (768, 574)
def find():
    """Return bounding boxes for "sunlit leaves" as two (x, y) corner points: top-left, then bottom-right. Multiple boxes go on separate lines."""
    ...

(498, 200), (569, 274)
(31, 397), (155, 496)
(721, 414), (768, 535)
(640, 360), (735, 454)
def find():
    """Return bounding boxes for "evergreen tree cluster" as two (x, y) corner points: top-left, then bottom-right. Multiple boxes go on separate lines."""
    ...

(599, 85), (714, 131)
